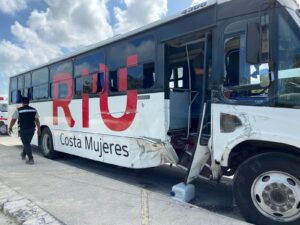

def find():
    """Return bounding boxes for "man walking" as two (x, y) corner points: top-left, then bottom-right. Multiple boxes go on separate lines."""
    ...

(9, 97), (41, 165)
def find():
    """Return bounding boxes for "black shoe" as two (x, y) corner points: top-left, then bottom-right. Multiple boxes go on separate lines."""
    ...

(21, 153), (26, 160)
(26, 159), (34, 165)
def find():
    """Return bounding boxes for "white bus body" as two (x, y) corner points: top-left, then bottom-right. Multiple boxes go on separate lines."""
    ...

(8, 0), (300, 224)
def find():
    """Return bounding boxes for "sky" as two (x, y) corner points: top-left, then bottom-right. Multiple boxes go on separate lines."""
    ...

(0, 0), (204, 97)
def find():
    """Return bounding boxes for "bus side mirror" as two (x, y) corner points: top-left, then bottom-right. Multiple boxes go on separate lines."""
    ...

(246, 22), (260, 64)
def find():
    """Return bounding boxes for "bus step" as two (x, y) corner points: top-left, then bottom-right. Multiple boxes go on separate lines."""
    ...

(178, 149), (194, 168)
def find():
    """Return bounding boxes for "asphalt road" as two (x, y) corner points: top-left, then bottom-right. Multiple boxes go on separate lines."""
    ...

(0, 135), (247, 225)
(55, 148), (241, 220)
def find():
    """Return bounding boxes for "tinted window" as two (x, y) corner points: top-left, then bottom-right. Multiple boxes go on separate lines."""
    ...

(18, 76), (24, 90)
(24, 73), (31, 87)
(32, 84), (49, 100)
(108, 35), (155, 69)
(50, 61), (73, 98)
(109, 63), (155, 92)
(224, 35), (269, 87)
(32, 68), (49, 86)
(75, 50), (104, 77)
(32, 68), (49, 100)
(11, 90), (18, 104)
(50, 61), (73, 81)
(278, 14), (300, 106)
(23, 73), (31, 99)
(85, 74), (103, 94)
(143, 63), (155, 89)
(109, 71), (118, 92)
(82, 75), (93, 93)
(75, 73), (104, 95)
(10, 77), (17, 90)
(75, 77), (82, 95)
(128, 66), (143, 90)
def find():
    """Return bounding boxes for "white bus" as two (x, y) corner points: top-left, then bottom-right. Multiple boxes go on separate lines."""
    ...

(8, 0), (300, 224)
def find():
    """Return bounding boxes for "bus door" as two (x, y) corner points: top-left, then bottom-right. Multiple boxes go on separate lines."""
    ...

(167, 36), (207, 134)
(166, 32), (212, 180)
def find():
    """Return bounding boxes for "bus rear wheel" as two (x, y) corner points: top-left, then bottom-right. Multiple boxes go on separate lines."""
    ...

(233, 152), (300, 225)
(40, 128), (58, 159)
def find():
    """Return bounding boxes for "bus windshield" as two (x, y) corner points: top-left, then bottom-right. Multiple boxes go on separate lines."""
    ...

(277, 2), (300, 106)
(0, 104), (7, 112)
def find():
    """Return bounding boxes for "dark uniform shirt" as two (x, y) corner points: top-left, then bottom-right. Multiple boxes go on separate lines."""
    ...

(12, 105), (39, 130)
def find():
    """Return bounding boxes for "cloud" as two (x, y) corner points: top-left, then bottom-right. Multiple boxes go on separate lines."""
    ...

(0, 0), (28, 15)
(0, 0), (171, 96)
(26, 0), (113, 48)
(0, 0), (114, 95)
(114, 0), (168, 35)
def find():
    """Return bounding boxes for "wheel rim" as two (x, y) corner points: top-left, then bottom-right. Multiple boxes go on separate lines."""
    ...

(0, 125), (7, 134)
(42, 133), (51, 155)
(251, 171), (300, 222)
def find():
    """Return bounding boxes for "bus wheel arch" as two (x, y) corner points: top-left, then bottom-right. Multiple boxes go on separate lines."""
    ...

(223, 140), (300, 176)
(233, 152), (300, 225)
(40, 127), (58, 159)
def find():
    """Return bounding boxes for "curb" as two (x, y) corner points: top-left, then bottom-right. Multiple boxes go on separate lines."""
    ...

(0, 182), (63, 225)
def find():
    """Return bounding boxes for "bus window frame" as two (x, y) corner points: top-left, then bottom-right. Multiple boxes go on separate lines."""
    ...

(220, 15), (272, 105)
(74, 49), (105, 99)
(49, 59), (74, 99)
(107, 34), (158, 97)
(276, 7), (300, 107)
(31, 67), (50, 102)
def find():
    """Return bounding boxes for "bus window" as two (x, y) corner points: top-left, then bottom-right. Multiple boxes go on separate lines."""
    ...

(10, 77), (18, 104)
(57, 83), (69, 99)
(128, 65), (143, 90)
(109, 70), (119, 92)
(82, 75), (93, 93)
(75, 50), (104, 77)
(143, 63), (155, 89)
(223, 17), (270, 100)
(278, 14), (300, 106)
(32, 68), (49, 100)
(74, 50), (104, 96)
(75, 77), (82, 95)
(224, 36), (240, 87)
(108, 35), (155, 69)
(18, 76), (24, 95)
(107, 35), (156, 94)
(224, 35), (264, 87)
(23, 73), (31, 99)
(50, 60), (73, 98)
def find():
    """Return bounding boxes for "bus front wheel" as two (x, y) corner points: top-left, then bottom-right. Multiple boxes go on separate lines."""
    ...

(233, 152), (300, 225)
(40, 128), (57, 159)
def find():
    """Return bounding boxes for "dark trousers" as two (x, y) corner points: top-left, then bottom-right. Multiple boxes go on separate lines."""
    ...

(19, 129), (35, 160)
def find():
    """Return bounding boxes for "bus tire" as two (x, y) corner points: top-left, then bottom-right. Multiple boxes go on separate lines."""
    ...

(233, 152), (300, 225)
(40, 128), (58, 159)
(0, 123), (7, 135)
